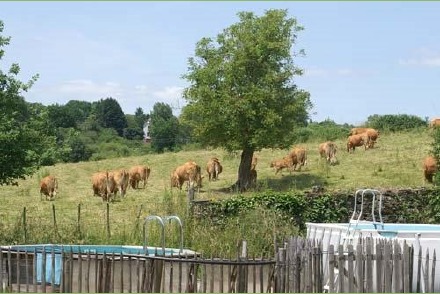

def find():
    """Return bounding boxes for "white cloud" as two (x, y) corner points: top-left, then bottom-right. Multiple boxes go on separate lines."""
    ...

(27, 80), (187, 115)
(152, 86), (185, 109)
(55, 80), (124, 98)
(399, 47), (440, 67)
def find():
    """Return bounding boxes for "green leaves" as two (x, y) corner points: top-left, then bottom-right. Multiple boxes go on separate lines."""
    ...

(182, 9), (311, 154)
(0, 20), (42, 185)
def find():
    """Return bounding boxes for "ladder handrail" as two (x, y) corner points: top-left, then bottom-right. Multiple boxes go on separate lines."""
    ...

(143, 215), (184, 255)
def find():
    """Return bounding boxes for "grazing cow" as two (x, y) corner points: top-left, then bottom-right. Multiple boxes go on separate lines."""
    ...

(364, 128), (380, 149)
(423, 156), (438, 183)
(270, 156), (295, 175)
(92, 171), (111, 201)
(319, 141), (338, 165)
(347, 134), (367, 153)
(171, 161), (203, 190)
(129, 165), (151, 189)
(251, 156), (258, 171)
(429, 118), (440, 128)
(108, 169), (129, 199)
(349, 127), (369, 136)
(289, 147), (307, 171)
(349, 127), (380, 149)
(206, 157), (223, 181)
(40, 175), (58, 201)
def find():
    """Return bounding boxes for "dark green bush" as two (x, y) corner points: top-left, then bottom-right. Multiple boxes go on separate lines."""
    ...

(366, 114), (427, 132)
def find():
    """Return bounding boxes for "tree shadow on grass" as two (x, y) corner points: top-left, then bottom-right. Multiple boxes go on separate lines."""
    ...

(260, 172), (327, 192)
(211, 172), (327, 195)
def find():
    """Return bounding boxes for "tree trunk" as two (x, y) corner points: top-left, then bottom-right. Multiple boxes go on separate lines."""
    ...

(231, 148), (254, 192)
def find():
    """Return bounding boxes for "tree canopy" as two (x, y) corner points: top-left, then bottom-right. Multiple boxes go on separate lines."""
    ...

(149, 102), (180, 153)
(181, 9), (312, 191)
(0, 20), (40, 185)
(93, 97), (128, 136)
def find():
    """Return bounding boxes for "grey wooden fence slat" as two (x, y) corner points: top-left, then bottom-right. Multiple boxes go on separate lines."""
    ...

(403, 241), (410, 293)
(347, 244), (355, 293)
(356, 243), (363, 293)
(366, 241), (373, 293)
(424, 250), (430, 293)
(78, 251), (82, 293)
(328, 245), (335, 293)
(16, 250), (20, 293)
(384, 242), (392, 293)
(85, 252), (90, 293)
(375, 242), (382, 293)
(431, 250), (436, 294)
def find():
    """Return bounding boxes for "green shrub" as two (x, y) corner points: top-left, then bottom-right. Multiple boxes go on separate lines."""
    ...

(366, 114), (427, 132)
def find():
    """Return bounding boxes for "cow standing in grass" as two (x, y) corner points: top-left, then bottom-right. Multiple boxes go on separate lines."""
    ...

(171, 161), (203, 190)
(319, 141), (338, 165)
(206, 157), (223, 181)
(108, 169), (129, 199)
(40, 175), (58, 201)
(347, 134), (367, 153)
(289, 147), (307, 171)
(423, 156), (438, 183)
(129, 165), (151, 189)
(270, 156), (296, 175)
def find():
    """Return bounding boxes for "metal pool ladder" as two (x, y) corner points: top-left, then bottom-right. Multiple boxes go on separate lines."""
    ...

(143, 215), (184, 255)
(344, 188), (384, 245)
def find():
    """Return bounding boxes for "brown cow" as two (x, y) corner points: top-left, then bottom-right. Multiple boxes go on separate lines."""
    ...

(349, 127), (369, 136)
(319, 141), (338, 165)
(364, 128), (380, 149)
(289, 147), (307, 171)
(270, 156), (296, 175)
(129, 165), (151, 189)
(206, 157), (223, 181)
(349, 127), (379, 149)
(347, 134), (367, 153)
(92, 171), (111, 201)
(429, 118), (440, 128)
(108, 169), (129, 199)
(251, 156), (258, 171)
(171, 161), (203, 190)
(40, 175), (58, 201)
(423, 156), (438, 183)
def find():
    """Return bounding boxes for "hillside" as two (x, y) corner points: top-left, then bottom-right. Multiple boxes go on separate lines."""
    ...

(0, 128), (434, 252)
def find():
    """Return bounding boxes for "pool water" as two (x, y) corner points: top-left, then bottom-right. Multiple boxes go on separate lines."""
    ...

(6, 244), (184, 256)
(345, 223), (440, 232)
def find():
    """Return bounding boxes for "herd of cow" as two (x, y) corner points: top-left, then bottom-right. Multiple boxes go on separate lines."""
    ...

(39, 165), (151, 201)
(38, 120), (440, 201)
(269, 127), (380, 175)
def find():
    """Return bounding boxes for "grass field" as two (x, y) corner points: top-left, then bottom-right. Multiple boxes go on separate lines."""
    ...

(0, 128), (435, 255)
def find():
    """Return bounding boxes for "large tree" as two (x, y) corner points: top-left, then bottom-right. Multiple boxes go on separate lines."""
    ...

(149, 102), (179, 153)
(181, 9), (312, 191)
(0, 20), (40, 185)
(93, 97), (128, 136)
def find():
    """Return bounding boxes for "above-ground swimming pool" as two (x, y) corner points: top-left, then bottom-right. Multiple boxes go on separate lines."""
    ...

(3, 244), (195, 256)
(1, 244), (198, 288)
(307, 189), (440, 292)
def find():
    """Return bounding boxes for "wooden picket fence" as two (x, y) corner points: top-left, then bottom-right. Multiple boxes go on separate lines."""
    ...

(275, 236), (438, 293)
(0, 236), (437, 293)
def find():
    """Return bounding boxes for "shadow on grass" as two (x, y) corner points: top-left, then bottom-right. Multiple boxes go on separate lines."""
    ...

(211, 172), (327, 195)
(262, 172), (327, 191)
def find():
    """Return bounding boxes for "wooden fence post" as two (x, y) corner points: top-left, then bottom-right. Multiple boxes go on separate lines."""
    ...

(77, 203), (81, 236)
(106, 202), (111, 239)
(22, 207), (27, 243)
(52, 204), (58, 238)
(237, 240), (248, 293)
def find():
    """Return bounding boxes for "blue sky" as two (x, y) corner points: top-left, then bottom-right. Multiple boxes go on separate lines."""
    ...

(1, 1), (440, 124)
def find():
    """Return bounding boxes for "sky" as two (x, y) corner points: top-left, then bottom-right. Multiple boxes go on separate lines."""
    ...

(1, 1), (440, 125)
